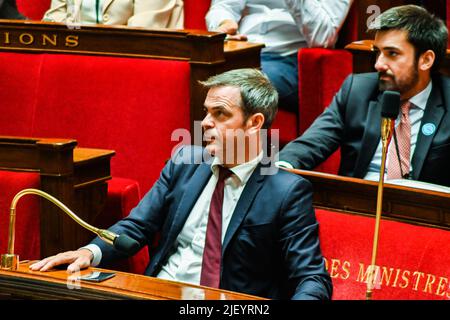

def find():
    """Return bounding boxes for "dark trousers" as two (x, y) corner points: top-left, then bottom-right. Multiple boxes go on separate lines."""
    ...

(261, 52), (299, 113)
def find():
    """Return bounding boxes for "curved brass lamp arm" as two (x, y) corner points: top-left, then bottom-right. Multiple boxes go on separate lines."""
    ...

(1, 188), (117, 270)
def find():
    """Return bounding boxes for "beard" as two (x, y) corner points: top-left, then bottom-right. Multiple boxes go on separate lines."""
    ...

(378, 64), (419, 94)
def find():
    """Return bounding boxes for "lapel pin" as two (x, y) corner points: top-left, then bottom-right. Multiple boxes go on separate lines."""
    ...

(421, 123), (436, 136)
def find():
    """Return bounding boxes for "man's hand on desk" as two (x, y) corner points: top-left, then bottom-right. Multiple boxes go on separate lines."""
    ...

(29, 249), (93, 273)
(217, 19), (248, 41)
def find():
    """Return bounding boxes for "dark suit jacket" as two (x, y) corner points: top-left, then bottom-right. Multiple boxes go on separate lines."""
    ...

(92, 146), (332, 300)
(279, 72), (450, 187)
(0, 0), (26, 19)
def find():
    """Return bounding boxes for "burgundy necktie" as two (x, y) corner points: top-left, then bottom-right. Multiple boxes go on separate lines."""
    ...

(200, 166), (232, 288)
(387, 101), (412, 179)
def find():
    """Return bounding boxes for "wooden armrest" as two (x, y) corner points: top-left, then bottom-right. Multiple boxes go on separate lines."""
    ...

(287, 168), (450, 230)
(0, 135), (115, 256)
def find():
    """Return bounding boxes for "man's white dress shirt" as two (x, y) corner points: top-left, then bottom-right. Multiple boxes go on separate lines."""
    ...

(206, 0), (353, 55)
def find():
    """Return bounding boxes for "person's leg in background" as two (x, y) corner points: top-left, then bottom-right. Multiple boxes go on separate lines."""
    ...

(260, 52), (299, 113)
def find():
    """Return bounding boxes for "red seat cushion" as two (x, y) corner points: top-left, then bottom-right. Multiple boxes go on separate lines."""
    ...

(316, 209), (450, 300)
(0, 171), (40, 260)
(16, 0), (50, 20)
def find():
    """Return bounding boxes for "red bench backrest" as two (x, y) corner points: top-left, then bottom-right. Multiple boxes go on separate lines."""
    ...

(0, 52), (190, 194)
(16, 0), (50, 20)
(297, 49), (353, 174)
(183, 0), (210, 30)
(317, 209), (450, 300)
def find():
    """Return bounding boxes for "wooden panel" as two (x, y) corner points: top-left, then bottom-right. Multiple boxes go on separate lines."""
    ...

(289, 169), (450, 230)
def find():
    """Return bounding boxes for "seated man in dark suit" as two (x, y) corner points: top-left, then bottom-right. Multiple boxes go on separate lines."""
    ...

(30, 68), (332, 300)
(277, 5), (450, 187)
(0, 0), (26, 19)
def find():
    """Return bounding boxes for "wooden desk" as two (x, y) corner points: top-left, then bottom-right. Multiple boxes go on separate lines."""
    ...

(345, 39), (450, 76)
(0, 136), (115, 257)
(0, 261), (265, 300)
(290, 169), (450, 230)
(0, 20), (264, 131)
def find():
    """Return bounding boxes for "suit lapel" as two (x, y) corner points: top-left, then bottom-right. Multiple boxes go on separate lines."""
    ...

(222, 164), (265, 254)
(353, 99), (382, 177)
(165, 163), (212, 244)
(411, 85), (445, 179)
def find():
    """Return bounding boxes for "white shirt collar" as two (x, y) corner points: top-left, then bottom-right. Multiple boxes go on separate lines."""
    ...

(211, 152), (263, 185)
(409, 80), (432, 111)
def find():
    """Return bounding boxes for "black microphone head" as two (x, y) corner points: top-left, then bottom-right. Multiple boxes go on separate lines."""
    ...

(113, 234), (140, 254)
(380, 90), (401, 119)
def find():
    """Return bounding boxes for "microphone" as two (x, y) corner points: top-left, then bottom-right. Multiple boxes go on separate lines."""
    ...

(380, 91), (401, 144)
(0, 188), (140, 270)
(366, 91), (400, 300)
(113, 234), (140, 254)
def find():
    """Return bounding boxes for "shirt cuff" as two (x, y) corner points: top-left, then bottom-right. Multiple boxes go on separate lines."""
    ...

(275, 160), (294, 169)
(80, 244), (102, 267)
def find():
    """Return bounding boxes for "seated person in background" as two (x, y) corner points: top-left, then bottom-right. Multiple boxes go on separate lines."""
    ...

(30, 68), (332, 300)
(205, 0), (353, 113)
(43, 0), (183, 28)
(277, 5), (450, 187)
(0, 0), (26, 19)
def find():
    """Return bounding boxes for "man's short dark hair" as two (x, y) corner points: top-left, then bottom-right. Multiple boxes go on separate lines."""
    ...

(200, 68), (278, 129)
(368, 5), (448, 74)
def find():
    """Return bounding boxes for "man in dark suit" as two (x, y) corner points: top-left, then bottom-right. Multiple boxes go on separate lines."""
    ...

(30, 69), (332, 300)
(0, 0), (26, 19)
(277, 5), (450, 187)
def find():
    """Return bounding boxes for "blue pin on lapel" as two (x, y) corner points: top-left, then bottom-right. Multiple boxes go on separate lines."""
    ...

(421, 123), (436, 136)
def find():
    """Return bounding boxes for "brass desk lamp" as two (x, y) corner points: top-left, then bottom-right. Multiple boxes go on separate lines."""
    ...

(1, 188), (139, 270)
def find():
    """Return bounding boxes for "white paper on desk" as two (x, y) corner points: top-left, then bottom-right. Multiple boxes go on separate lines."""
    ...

(385, 179), (450, 193)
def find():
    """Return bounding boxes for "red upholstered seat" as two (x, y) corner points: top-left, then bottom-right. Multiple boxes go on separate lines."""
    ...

(0, 52), (191, 273)
(30, 53), (190, 194)
(184, 0), (211, 30)
(0, 171), (41, 261)
(316, 209), (450, 300)
(0, 53), (43, 136)
(16, 0), (50, 20)
(297, 48), (353, 174)
(0, 52), (190, 194)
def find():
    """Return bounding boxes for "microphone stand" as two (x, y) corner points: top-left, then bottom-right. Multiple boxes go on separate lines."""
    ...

(1, 188), (119, 271)
(366, 118), (395, 300)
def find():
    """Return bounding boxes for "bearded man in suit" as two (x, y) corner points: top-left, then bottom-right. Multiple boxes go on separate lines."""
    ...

(278, 5), (450, 188)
